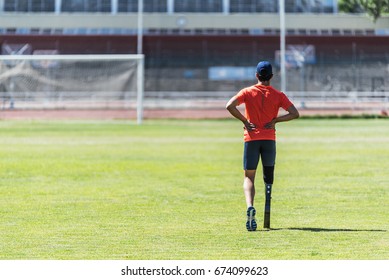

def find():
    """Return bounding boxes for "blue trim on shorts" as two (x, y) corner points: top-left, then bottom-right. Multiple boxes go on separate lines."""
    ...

(243, 140), (276, 170)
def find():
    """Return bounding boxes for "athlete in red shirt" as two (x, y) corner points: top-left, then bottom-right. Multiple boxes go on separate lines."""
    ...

(226, 61), (299, 231)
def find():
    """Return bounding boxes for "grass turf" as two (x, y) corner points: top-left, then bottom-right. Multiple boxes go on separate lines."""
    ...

(0, 119), (388, 259)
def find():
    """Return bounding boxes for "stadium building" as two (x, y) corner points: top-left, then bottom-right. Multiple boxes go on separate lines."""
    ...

(0, 0), (388, 94)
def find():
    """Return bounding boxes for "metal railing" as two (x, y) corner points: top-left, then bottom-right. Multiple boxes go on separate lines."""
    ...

(1, 91), (388, 116)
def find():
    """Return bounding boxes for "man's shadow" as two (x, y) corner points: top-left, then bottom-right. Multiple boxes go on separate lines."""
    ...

(269, 227), (387, 232)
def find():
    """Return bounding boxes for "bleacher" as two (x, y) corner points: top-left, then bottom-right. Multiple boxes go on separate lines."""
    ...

(1, 0), (337, 14)
(0, 0), (388, 115)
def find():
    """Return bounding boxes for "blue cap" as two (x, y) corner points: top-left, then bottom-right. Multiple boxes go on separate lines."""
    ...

(256, 61), (273, 79)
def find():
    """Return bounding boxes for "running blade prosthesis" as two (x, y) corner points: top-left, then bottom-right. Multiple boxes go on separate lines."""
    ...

(264, 184), (272, 229)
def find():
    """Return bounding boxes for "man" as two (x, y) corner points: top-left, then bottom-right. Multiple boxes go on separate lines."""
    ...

(226, 61), (299, 231)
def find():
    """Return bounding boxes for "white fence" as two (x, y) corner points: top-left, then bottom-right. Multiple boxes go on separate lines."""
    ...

(141, 91), (389, 111)
(1, 91), (388, 115)
(288, 91), (389, 111)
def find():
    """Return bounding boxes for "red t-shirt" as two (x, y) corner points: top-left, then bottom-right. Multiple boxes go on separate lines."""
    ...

(235, 84), (293, 142)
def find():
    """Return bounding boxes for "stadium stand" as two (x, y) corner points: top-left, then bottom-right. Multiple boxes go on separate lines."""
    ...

(0, 0), (388, 114)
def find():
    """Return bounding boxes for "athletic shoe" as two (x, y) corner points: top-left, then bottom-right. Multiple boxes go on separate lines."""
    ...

(246, 206), (257, 231)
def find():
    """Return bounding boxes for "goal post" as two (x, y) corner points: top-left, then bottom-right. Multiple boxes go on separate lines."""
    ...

(0, 54), (145, 124)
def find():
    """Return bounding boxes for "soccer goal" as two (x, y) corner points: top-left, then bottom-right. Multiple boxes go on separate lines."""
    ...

(0, 54), (145, 124)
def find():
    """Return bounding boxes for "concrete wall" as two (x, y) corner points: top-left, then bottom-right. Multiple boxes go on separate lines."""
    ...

(0, 13), (388, 31)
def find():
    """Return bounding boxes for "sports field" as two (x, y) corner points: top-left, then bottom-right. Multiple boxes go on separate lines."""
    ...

(0, 118), (388, 260)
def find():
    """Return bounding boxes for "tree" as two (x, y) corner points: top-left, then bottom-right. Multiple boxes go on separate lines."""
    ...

(339, 0), (365, 13)
(338, 0), (389, 22)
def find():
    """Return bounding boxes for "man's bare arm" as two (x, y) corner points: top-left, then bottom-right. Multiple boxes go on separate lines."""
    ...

(226, 96), (256, 131)
(264, 104), (300, 129)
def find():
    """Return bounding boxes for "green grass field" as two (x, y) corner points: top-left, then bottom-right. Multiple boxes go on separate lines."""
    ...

(0, 118), (388, 260)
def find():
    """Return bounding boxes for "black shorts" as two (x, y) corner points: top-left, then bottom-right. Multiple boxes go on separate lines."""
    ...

(243, 140), (276, 170)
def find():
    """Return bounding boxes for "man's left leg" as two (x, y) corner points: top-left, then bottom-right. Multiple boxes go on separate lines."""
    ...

(243, 169), (256, 208)
(243, 141), (260, 231)
(244, 169), (257, 231)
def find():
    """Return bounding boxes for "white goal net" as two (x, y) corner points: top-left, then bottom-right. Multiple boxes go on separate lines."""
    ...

(0, 54), (144, 123)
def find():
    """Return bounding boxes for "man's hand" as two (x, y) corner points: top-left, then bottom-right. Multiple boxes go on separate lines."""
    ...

(244, 120), (256, 131)
(264, 118), (276, 129)
(265, 105), (300, 129)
